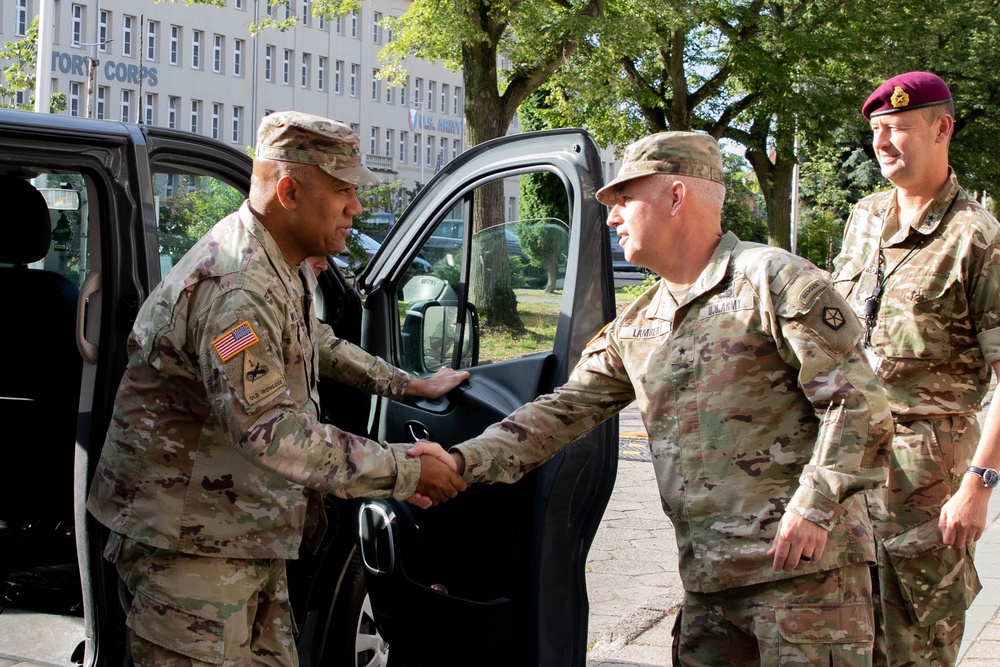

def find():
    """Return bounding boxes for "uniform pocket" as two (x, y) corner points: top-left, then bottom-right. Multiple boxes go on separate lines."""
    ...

(127, 587), (225, 665)
(883, 517), (982, 626)
(775, 601), (874, 664)
(878, 273), (955, 360)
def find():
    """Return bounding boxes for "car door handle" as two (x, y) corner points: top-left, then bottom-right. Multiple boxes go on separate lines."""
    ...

(406, 421), (431, 442)
(76, 270), (101, 364)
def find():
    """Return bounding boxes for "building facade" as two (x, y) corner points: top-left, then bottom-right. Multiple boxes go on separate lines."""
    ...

(12, 0), (466, 194)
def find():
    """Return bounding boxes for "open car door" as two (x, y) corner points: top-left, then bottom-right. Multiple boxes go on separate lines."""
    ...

(354, 129), (618, 667)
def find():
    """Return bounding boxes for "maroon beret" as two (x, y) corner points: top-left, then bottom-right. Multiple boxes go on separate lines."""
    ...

(862, 71), (952, 120)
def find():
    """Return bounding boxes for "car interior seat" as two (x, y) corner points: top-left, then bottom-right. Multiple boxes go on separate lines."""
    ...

(0, 175), (83, 612)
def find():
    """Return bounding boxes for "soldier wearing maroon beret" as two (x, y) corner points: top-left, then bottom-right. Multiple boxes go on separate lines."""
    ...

(832, 72), (1000, 666)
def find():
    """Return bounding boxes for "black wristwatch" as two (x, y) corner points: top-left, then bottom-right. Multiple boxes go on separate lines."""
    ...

(967, 465), (1000, 488)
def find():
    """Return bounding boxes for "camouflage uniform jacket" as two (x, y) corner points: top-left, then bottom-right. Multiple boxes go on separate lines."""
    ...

(455, 232), (892, 593)
(831, 172), (1000, 419)
(88, 202), (421, 559)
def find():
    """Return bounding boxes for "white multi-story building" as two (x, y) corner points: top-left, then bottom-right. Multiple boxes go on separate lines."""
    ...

(15, 0), (466, 194)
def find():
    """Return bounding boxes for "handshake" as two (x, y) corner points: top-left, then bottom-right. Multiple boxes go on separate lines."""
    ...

(405, 440), (467, 509)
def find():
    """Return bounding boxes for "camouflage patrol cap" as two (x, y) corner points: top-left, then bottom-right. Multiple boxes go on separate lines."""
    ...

(596, 131), (724, 206)
(255, 111), (380, 186)
(863, 71), (953, 120)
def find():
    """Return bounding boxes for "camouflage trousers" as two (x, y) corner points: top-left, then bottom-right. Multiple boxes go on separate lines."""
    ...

(106, 534), (298, 666)
(671, 562), (874, 666)
(869, 415), (983, 667)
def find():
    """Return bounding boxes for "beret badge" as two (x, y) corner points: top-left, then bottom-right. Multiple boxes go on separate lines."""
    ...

(890, 86), (910, 109)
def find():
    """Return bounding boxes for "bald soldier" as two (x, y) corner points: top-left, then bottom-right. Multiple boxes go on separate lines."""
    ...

(832, 72), (1000, 666)
(88, 111), (466, 665)
(414, 131), (893, 665)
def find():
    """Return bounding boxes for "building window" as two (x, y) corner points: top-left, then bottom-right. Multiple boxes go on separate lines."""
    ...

(234, 0), (244, 9)
(414, 78), (422, 107)
(426, 134), (433, 166)
(71, 5), (84, 47)
(350, 63), (358, 97)
(440, 137), (448, 167)
(301, 53), (310, 88)
(170, 26), (180, 65)
(146, 20), (158, 61)
(386, 84), (393, 105)
(120, 89), (133, 123)
(452, 139), (460, 159)
(373, 11), (382, 43)
(190, 99), (201, 133)
(428, 81), (435, 112)
(319, 14), (326, 31)
(233, 39), (243, 77)
(385, 129), (393, 158)
(96, 86), (108, 119)
(144, 93), (156, 125)
(284, 0), (293, 20)
(336, 15), (343, 34)
(508, 196), (516, 221)
(317, 56), (326, 91)
(211, 103), (221, 139)
(265, 45), (274, 82)
(441, 84), (448, 115)
(191, 31), (202, 69)
(167, 96), (178, 129)
(69, 82), (81, 117)
(413, 133), (420, 164)
(334, 60), (342, 94)
(350, 10), (358, 38)
(212, 34), (224, 73)
(371, 69), (379, 101)
(401, 82), (408, 107)
(98, 10), (110, 52)
(232, 106), (242, 143)
(350, 122), (359, 135)
(301, 0), (310, 26)
(15, 0), (28, 37)
(370, 127), (378, 155)
(399, 131), (407, 163)
(122, 15), (134, 57)
(454, 87), (462, 115)
(283, 50), (292, 85)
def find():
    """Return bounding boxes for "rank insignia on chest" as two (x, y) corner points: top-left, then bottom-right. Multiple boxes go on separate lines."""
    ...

(213, 321), (260, 361)
(822, 307), (846, 330)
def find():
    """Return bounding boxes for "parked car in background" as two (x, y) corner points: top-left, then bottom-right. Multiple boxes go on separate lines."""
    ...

(0, 113), (616, 667)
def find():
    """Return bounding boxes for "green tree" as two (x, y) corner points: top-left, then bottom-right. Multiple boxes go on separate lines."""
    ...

(516, 89), (570, 293)
(156, 177), (245, 260)
(0, 17), (65, 112)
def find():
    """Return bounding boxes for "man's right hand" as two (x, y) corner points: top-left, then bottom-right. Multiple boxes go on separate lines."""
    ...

(414, 451), (466, 505)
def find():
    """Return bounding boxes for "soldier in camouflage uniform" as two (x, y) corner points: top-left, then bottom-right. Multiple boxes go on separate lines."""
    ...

(831, 72), (1000, 667)
(87, 111), (468, 666)
(413, 131), (893, 665)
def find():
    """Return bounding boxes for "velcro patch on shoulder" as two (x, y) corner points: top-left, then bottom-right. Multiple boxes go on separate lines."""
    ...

(243, 351), (286, 406)
(213, 321), (260, 361)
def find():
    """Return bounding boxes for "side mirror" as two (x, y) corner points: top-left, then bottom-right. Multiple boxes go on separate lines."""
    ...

(401, 300), (479, 373)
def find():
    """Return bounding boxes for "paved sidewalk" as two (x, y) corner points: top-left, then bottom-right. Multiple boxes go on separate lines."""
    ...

(585, 404), (1000, 667)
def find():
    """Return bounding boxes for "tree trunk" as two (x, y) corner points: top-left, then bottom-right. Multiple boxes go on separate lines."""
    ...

(743, 115), (797, 251)
(463, 44), (522, 328)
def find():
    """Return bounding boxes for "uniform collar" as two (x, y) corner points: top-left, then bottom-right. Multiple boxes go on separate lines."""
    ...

(879, 169), (961, 243)
(648, 231), (738, 320)
(237, 201), (309, 299)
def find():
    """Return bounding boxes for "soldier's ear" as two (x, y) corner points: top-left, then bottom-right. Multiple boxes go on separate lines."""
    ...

(668, 180), (686, 217)
(275, 174), (300, 210)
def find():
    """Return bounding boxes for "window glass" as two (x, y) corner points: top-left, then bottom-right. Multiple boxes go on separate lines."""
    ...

(396, 173), (570, 372)
(152, 169), (245, 277)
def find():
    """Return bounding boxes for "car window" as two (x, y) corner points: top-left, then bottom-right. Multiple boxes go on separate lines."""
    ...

(395, 172), (571, 372)
(153, 169), (246, 278)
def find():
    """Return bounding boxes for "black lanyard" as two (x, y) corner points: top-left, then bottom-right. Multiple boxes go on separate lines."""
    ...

(863, 192), (959, 346)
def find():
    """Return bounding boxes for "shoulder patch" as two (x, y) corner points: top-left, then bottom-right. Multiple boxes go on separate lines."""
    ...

(822, 306), (846, 330)
(213, 321), (259, 361)
(243, 351), (286, 405)
(587, 322), (614, 348)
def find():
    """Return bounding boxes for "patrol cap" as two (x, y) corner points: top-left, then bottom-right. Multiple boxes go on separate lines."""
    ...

(596, 131), (724, 206)
(862, 71), (953, 121)
(255, 111), (380, 186)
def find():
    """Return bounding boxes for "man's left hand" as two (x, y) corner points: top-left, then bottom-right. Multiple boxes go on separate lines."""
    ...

(939, 481), (991, 549)
(767, 513), (828, 572)
(406, 367), (470, 399)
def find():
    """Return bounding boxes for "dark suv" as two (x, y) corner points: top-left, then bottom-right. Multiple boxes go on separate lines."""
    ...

(0, 109), (618, 667)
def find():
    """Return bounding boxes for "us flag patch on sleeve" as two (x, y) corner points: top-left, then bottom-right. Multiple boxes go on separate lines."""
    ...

(213, 321), (259, 361)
